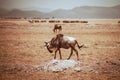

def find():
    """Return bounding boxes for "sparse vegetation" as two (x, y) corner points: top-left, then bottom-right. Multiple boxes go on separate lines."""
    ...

(0, 19), (120, 80)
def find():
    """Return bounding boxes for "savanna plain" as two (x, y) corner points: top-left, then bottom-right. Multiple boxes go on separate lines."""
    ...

(0, 19), (120, 80)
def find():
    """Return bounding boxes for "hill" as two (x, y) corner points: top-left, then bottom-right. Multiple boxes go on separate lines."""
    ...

(0, 5), (120, 19)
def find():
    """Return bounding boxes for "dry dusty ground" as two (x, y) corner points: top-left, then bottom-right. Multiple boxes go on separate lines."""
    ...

(0, 19), (120, 80)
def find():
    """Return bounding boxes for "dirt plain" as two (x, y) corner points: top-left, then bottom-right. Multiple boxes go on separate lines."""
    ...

(0, 19), (120, 80)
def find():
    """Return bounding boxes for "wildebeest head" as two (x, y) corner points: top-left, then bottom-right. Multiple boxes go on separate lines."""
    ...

(45, 34), (64, 53)
(45, 42), (53, 53)
(45, 41), (57, 53)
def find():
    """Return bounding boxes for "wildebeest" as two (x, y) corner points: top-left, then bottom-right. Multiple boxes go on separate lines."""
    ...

(49, 20), (60, 23)
(28, 20), (34, 23)
(53, 24), (62, 33)
(45, 34), (84, 60)
(118, 21), (120, 23)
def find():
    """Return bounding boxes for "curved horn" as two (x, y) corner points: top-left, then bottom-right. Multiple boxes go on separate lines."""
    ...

(44, 42), (53, 53)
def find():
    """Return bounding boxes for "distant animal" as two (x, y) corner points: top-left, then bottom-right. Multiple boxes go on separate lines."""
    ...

(28, 20), (34, 23)
(45, 34), (84, 60)
(53, 24), (62, 33)
(118, 21), (120, 23)
(34, 20), (39, 23)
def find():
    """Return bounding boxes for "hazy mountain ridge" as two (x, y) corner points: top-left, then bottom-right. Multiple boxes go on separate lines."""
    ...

(0, 5), (120, 19)
(21, 7), (53, 13)
(8, 9), (44, 17)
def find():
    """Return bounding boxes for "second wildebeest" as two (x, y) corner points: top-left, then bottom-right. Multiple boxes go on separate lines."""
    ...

(53, 24), (62, 33)
(45, 34), (83, 60)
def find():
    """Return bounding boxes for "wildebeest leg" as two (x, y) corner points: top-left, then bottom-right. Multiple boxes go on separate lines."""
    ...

(53, 29), (55, 33)
(67, 48), (73, 60)
(58, 49), (62, 59)
(72, 46), (79, 60)
(55, 29), (57, 33)
(54, 49), (58, 59)
(55, 29), (56, 33)
(59, 28), (62, 33)
(57, 29), (58, 33)
(74, 49), (79, 60)
(58, 29), (60, 33)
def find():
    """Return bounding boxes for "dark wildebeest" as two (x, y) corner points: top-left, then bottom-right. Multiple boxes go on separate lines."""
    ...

(45, 34), (83, 60)
(53, 24), (62, 33)
(28, 20), (34, 23)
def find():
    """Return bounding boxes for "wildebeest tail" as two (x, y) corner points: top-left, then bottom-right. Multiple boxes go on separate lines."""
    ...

(75, 40), (84, 49)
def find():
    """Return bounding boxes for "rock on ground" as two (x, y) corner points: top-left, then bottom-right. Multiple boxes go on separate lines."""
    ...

(39, 59), (81, 72)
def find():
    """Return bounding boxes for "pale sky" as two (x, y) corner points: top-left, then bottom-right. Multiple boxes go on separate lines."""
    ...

(0, 0), (120, 11)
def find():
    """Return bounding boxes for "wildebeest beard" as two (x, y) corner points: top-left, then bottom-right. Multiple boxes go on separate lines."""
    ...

(46, 45), (53, 53)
